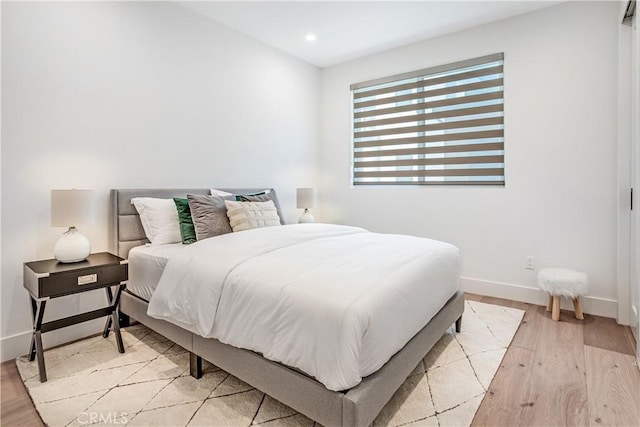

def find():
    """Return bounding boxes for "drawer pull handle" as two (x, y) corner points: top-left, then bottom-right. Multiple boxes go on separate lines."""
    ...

(78, 274), (98, 285)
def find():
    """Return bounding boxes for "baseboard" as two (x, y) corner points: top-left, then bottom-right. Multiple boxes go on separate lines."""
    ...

(461, 276), (619, 320)
(1, 319), (105, 363)
(1, 330), (31, 363)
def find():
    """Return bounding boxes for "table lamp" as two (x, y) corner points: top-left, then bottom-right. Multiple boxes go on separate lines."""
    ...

(296, 188), (317, 223)
(51, 189), (94, 263)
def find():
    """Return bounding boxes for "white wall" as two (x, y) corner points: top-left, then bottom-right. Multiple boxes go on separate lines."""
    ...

(319, 1), (620, 316)
(1, 2), (319, 361)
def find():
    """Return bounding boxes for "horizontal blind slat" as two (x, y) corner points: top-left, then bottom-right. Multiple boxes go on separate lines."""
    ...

(354, 78), (503, 109)
(354, 129), (503, 149)
(355, 116), (503, 139)
(355, 168), (504, 178)
(354, 142), (504, 158)
(354, 155), (504, 168)
(353, 65), (504, 100)
(355, 91), (504, 119)
(353, 180), (505, 186)
(354, 103), (503, 129)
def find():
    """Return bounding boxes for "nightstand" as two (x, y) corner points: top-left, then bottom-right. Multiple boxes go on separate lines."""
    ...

(23, 252), (128, 382)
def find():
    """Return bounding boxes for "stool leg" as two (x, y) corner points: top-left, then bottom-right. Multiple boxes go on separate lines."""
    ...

(552, 296), (560, 321)
(546, 295), (553, 312)
(573, 297), (584, 320)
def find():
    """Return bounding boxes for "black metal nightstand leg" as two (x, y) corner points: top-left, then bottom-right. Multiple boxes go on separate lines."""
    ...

(34, 331), (46, 382)
(28, 297), (37, 361)
(110, 285), (125, 353)
(103, 287), (114, 338)
(103, 318), (112, 338)
(30, 299), (47, 382)
(112, 314), (124, 353)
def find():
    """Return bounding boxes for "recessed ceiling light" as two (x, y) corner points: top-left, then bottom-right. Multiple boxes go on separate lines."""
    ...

(305, 33), (317, 42)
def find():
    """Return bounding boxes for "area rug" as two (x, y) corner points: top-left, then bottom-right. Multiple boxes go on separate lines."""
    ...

(16, 300), (524, 427)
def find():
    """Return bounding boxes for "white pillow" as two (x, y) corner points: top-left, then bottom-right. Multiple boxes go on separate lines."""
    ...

(210, 188), (272, 197)
(131, 197), (181, 245)
(225, 200), (281, 232)
(210, 189), (233, 197)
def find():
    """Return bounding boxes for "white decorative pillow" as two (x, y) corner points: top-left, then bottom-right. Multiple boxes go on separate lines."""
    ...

(131, 197), (181, 245)
(225, 200), (281, 232)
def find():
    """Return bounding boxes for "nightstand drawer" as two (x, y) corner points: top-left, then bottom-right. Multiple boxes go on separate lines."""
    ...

(37, 264), (127, 298)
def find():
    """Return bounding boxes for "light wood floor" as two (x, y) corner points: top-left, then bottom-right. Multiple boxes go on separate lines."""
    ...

(1, 352), (43, 427)
(1, 294), (638, 427)
(470, 294), (639, 427)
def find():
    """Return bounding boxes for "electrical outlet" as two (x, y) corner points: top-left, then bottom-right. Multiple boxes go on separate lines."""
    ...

(526, 256), (535, 270)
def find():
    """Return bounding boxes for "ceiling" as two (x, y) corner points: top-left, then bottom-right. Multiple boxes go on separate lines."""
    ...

(179, 1), (563, 68)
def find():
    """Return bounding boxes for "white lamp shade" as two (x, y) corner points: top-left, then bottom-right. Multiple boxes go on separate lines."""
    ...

(51, 189), (94, 227)
(296, 188), (317, 209)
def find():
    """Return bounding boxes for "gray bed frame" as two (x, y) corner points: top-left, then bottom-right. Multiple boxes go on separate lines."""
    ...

(110, 188), (464, 427)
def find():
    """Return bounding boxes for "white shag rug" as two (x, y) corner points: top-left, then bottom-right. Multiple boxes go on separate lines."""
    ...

(16, 301), (524, 427)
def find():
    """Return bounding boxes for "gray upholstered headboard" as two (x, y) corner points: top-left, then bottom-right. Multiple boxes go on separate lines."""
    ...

(110, 188), (282, 258)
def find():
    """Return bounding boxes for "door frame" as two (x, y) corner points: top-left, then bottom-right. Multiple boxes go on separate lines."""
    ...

(619, 0), (639, 363)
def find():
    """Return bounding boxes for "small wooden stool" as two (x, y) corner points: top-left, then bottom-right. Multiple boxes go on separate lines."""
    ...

(537, 268), (589, 321)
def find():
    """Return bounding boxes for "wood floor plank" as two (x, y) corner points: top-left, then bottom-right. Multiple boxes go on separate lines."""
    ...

(624, 326), (637, 354)
(522, 309), (589, 427)
(508, 300), (531, 311)
(509, 304), (544, 352)
(463, 292), (483, 302)
(471, 346), (535, 426)
(479, 295), (513, 306)
(1, 360), (44, 427)
(583, 314), (636, 356)
(584, 345), (640, 427)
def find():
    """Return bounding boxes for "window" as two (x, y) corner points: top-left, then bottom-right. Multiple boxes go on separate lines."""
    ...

(351, 53), (504, 186)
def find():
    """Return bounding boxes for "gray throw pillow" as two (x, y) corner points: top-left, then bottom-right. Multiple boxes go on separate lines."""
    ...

(187, 194), (234, 240)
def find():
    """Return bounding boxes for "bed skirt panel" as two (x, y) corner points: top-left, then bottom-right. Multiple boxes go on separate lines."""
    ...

(120, 291), (193, 351)
(192, 334), (345, 427)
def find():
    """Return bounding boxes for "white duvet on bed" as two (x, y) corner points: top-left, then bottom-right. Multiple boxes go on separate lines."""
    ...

(147, 223), (460, 391)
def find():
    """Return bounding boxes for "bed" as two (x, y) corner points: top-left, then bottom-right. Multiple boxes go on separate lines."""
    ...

(110, 188), (464, 427)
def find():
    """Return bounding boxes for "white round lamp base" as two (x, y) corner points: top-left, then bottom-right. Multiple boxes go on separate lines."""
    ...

(54, 227), (91, 263)
(298, 210), (316, 224)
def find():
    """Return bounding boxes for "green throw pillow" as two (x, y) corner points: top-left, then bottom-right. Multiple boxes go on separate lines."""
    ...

(173, 198), (197, 244)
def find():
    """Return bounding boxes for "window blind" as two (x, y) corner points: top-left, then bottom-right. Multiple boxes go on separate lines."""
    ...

(351, 53), (504, 186)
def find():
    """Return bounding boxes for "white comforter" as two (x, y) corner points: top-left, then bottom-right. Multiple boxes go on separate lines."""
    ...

(147, 224), (460, 391)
